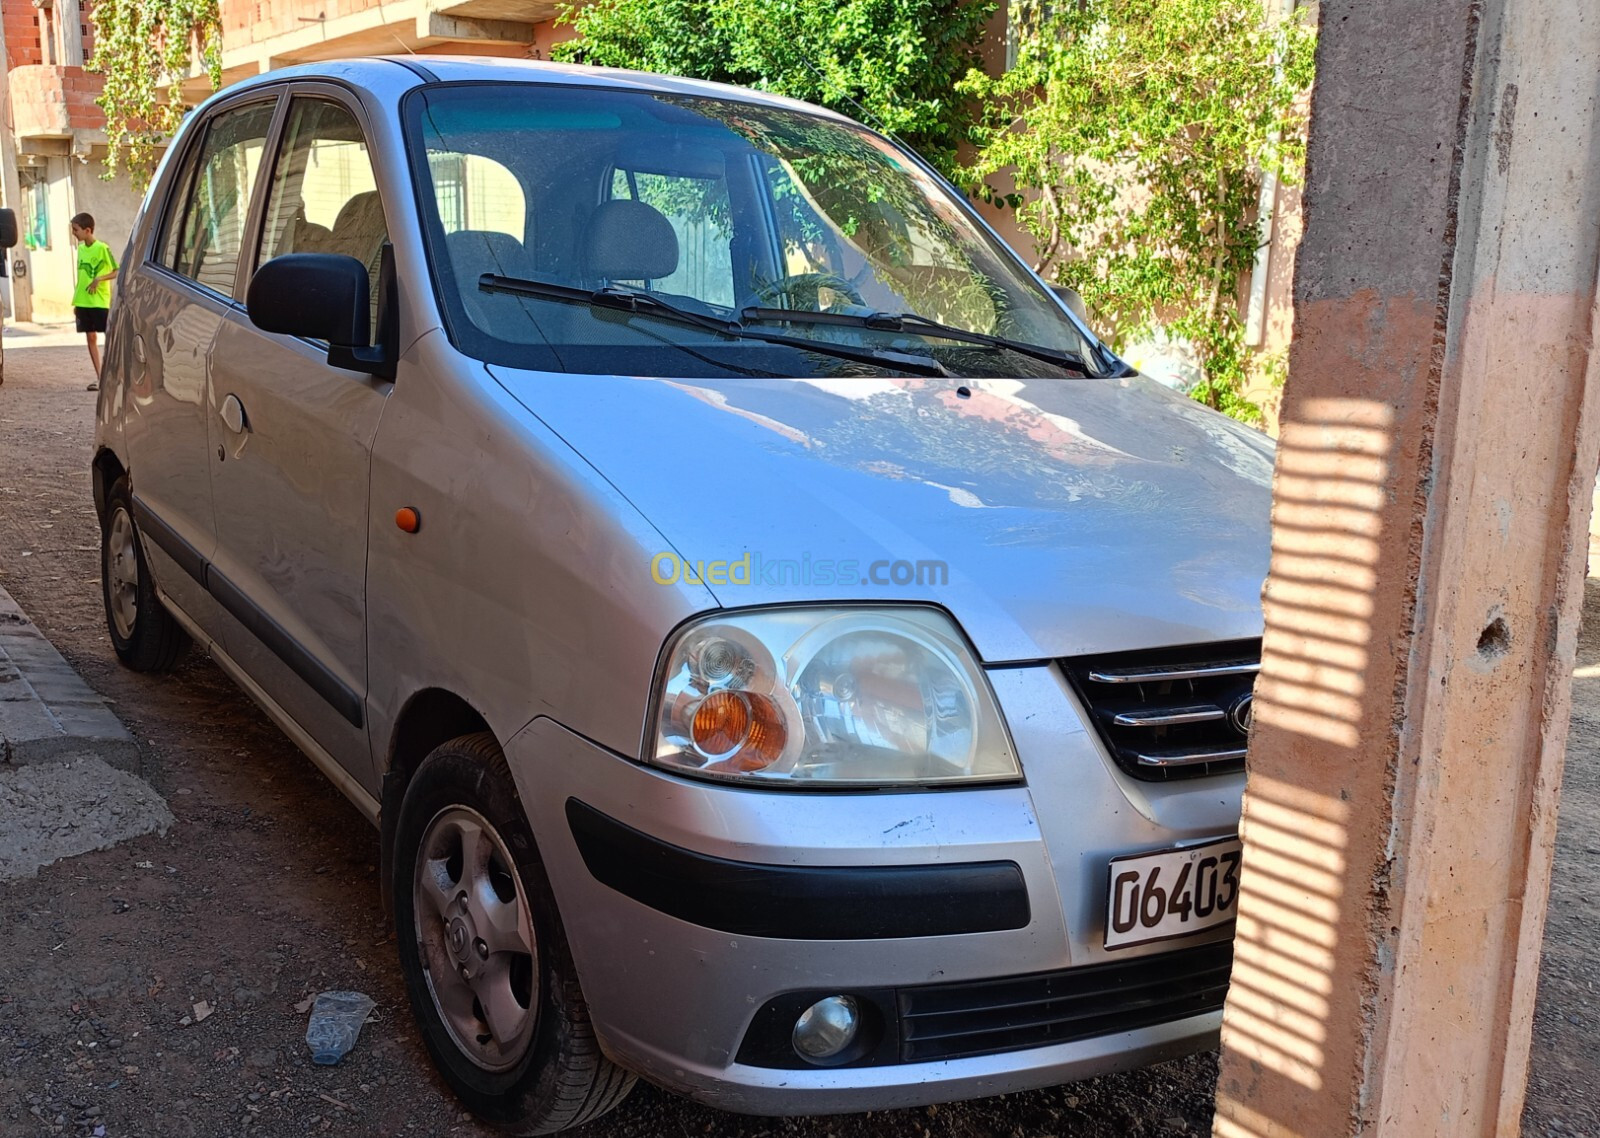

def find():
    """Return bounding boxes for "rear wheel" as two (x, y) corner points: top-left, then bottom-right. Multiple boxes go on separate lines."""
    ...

(100, 478), (188, 673)
(393, 732), (635, 1134)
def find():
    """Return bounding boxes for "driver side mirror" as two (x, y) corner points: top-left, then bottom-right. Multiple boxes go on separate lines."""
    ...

(247, 252), (395, 379)
(1050, 284), (1088, 322)
(0, 209), (17, 250)
(248, 253), (370, 344)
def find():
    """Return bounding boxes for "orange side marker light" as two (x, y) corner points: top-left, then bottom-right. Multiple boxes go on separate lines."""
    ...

(395, 506), (421, 534)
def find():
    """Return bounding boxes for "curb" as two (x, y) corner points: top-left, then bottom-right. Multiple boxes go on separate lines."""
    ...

(0, 585), (140, 773)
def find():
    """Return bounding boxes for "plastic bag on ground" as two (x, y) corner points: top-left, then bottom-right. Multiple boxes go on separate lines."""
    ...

(304, 990), (376, 1066)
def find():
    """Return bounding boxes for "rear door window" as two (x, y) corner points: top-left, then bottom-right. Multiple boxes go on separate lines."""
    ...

(166, 101), (276, 299)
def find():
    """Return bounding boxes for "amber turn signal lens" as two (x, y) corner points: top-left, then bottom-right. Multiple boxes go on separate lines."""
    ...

(692, 690), (748, 755)
(395, 506), (421, 533)
(691, 691), (785, 771)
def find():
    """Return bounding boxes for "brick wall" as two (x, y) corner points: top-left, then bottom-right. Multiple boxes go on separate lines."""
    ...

(3, 0), (98, 88)
(3, 0), (44, 70)
(61, 65), (102, 128)
(11, 64), (105, 136)
(5, 0), (97, 63)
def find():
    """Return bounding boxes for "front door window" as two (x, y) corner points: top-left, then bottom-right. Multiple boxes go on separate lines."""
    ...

(257, 98), (387, 342)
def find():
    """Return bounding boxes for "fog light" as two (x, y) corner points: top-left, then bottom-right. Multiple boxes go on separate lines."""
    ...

(791, 995), (860, 1061)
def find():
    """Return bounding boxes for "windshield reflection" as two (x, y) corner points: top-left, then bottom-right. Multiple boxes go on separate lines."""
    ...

(407, 83), (1099, 377)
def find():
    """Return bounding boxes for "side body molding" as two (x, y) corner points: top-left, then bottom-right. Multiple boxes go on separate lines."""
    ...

(132, 495), (364, 728)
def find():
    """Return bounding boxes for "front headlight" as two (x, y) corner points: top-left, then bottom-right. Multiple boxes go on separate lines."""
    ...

(649, 607), (1019, 787)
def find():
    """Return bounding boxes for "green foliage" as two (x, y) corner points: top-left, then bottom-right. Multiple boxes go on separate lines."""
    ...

(552, 0), (994, 177)
(961, 0), (1315, 421)
(90, 0), (222, 185)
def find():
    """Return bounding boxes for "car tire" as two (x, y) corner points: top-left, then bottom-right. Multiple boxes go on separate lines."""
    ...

(100, 478), (189, 673)
(393, 732), (635, 1134)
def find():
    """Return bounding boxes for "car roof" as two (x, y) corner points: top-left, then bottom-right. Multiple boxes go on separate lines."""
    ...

(226, 56), (858, 126)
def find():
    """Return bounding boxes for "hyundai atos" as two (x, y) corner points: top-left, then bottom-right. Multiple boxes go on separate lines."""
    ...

(93, 57), (1273, 1134)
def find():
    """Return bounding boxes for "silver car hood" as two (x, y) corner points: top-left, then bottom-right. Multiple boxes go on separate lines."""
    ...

(489, 367), (1274, 663)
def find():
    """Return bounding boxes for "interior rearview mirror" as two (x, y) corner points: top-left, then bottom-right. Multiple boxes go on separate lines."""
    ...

(1050, 283), (1088, 322)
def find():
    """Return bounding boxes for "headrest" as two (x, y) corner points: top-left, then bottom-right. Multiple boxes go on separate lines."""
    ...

(583, 199), (679, 282)
(446, 229), (536, 281)
(333, 191), (384, 237)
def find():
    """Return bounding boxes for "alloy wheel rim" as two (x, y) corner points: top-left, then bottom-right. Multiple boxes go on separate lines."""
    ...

(106, 507), (139, 641)
(413, 805), (539, 1072)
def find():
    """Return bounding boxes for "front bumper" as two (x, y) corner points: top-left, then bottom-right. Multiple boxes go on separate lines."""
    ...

(504, 663), (1243, 1115)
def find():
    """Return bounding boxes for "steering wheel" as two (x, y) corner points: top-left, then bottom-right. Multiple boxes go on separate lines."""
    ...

(750, 272), (867, 311)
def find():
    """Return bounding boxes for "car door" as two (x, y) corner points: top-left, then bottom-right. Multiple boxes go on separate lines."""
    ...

(204, 89), (392, 794)
(119, 96), (279, 638)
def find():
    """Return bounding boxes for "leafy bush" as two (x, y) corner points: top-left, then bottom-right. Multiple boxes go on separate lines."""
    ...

(90, 0), (222, 184)
(961, 0), (1315, 421)
(553, 0), (994, 177)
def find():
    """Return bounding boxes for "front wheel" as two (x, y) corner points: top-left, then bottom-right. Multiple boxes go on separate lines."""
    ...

(392, 733), (635, 1134)
(100, 478), (188, 673)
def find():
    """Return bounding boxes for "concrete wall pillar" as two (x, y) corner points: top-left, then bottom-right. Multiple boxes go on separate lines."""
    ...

(53, 0), (82, 68)
(1213, 2), (1600, 1136)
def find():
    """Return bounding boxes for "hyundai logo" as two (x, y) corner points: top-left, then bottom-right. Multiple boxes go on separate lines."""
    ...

(1229, 693), (1254, 736)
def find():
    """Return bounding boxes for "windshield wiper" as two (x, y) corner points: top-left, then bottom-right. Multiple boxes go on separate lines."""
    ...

(740, 305), (1094, 376)
(478, 275), (951, 377)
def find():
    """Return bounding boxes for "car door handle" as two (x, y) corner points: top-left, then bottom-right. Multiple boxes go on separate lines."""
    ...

(220, 392), (248, 435)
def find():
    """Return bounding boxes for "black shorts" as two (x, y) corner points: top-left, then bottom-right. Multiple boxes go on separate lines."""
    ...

(75, 306), (108, 334)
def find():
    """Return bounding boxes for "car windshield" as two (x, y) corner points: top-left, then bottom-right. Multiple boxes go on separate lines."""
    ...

(405, 82), (1106, 379)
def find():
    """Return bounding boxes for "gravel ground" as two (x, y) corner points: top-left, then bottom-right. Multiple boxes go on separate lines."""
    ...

(0, 327), (1593, 1137)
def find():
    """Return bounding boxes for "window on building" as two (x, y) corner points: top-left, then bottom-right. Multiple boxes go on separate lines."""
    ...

(425, 149), (534, 336)
(427, 151), (525, 244)
(23, 174), (48, 251)
(257, 98), (388, 342)
(168, 100), (276, 298)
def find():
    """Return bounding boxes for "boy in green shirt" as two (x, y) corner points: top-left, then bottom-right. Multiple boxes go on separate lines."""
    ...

(70, 212), (117, 390)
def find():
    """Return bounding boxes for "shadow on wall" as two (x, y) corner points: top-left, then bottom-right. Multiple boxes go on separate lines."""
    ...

(1213, 395), (1394, 1136)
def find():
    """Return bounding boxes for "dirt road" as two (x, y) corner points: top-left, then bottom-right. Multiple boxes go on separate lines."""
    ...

(0, 330), (1592, 1138)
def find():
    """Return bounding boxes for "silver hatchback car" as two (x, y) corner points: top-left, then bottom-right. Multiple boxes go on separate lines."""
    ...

(93, 57), (1273, 1133)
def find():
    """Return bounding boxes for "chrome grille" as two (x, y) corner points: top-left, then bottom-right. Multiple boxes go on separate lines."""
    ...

(1063, 640), (1260, 780)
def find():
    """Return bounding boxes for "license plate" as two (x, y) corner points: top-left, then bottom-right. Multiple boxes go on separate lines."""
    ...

(1105, 837), (1242, 950)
